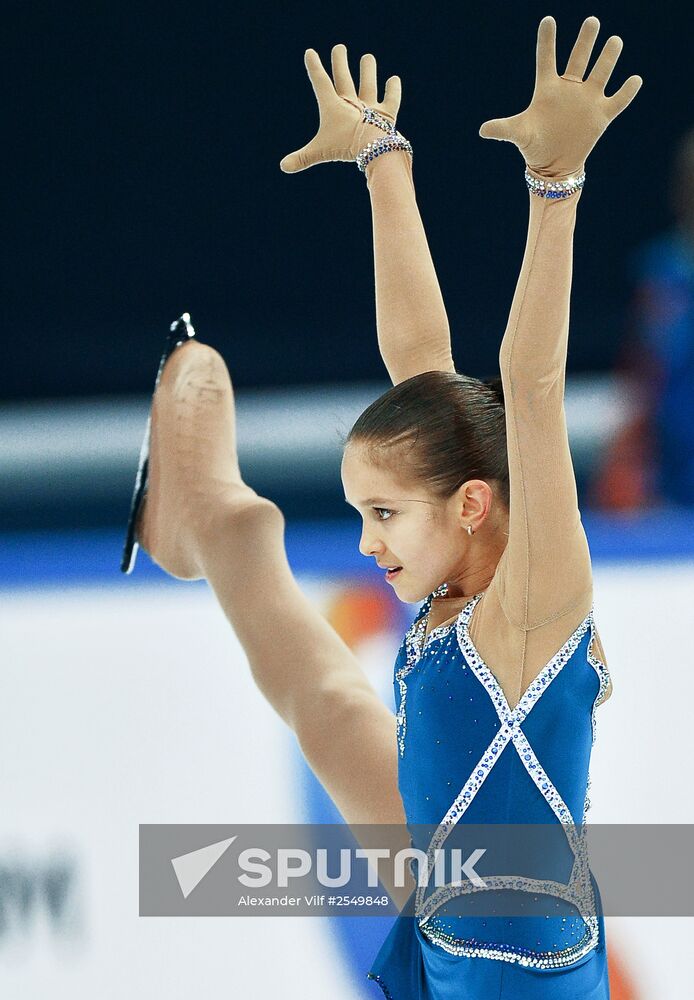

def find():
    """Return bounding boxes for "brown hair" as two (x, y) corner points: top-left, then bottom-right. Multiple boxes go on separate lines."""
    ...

(344, 370), (509, 511)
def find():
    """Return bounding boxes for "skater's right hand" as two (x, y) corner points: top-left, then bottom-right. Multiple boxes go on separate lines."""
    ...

(280, 45), (402, 173)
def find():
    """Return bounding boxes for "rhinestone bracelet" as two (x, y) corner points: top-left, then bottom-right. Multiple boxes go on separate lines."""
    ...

(525, 168), (586, 199)
(356, 133), (413, 172)
(361, 105), (398, 134)
(356, 106), (413, 173)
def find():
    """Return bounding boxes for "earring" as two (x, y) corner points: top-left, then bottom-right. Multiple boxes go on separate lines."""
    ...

(466, 525), (474, 537)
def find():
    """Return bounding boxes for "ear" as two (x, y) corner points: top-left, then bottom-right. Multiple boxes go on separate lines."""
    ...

(457, 480), (495, 527)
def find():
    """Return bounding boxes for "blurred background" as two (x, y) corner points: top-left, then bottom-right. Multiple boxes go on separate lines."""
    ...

(2, 1), (693, 997)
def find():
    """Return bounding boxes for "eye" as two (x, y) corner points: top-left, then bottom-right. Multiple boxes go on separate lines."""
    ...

(373, 507), (394, 522)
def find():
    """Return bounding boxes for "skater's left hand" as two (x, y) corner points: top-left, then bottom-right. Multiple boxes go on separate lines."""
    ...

(280, 45), (402, 173)
(479, 15), (643, 179)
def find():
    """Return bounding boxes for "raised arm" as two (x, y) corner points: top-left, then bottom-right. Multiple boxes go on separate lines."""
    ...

(479, 16), (642, 627)
(280, 45), (455, 385)
(360, 53), (454, 384)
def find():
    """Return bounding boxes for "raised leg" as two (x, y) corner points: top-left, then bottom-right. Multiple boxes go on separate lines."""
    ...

(137, 340), (415, 907)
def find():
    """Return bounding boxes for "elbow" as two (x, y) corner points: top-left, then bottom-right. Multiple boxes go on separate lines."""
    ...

(499, 349), (564, 398)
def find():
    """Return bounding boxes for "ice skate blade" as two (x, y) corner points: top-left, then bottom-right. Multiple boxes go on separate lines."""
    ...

(120, 312), (196, 574)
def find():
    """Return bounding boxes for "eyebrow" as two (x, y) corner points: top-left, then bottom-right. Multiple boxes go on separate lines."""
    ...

(345, 495), (435, 509)
(344, 497), (396, 508)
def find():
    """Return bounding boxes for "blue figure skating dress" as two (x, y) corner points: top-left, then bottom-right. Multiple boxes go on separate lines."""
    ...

(367, 587), (612, 1000)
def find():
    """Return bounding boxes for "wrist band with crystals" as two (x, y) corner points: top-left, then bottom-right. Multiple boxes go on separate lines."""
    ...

(356, 132), (413, 172)
(525, 168), (586, 199)
(356, 106), (413, 173)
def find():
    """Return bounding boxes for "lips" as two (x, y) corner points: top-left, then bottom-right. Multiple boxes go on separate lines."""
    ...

(385, 567), (402, 581)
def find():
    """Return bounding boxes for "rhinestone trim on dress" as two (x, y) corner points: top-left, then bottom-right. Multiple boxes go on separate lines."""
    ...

(394, 599), (437, 757)
(419, 914), (598, 968)
(581, 618), (611, 822)
(397, 588), (610, 970)
(586, 617), (611, 746)
(395, 585), (479, 758)
(366, 971), (395, 999)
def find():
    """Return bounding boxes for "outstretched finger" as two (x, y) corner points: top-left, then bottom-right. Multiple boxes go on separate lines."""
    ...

(304, 49), (336, 107)
(359, 52), (378, 106)
(563, 15), (600, 81)
(536, 16), (557, 82)
(331, 43), (359, 101)
(382, 75), (402, 119)
(588, 35), (623, 91)
(606, 74), (643, 120)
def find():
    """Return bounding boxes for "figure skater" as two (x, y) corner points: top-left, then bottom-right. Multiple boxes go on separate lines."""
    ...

(121, 16), (641, 998)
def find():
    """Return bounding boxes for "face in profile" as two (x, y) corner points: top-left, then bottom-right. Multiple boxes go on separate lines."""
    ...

(341, 442), (473, 604)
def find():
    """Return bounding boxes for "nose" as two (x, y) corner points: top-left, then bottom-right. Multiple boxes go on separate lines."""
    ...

(359, 523), (384, 558)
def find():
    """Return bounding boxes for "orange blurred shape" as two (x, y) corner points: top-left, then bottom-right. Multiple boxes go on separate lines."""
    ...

(590, 414), (654, 512)
(325, 583), (397, 648)
(608, 941), (641, 999)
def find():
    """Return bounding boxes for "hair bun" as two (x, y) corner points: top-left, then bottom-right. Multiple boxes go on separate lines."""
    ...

(482, 375), (505, 409)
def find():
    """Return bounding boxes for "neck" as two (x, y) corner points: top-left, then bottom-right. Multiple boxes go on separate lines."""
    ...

(442, 516), (509, 600)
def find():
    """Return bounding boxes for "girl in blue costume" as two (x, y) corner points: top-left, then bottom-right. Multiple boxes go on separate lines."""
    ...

(122, 14), (641, 1000)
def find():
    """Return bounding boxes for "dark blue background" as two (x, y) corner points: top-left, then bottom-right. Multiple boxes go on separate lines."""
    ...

(5, 1), (688, 400)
